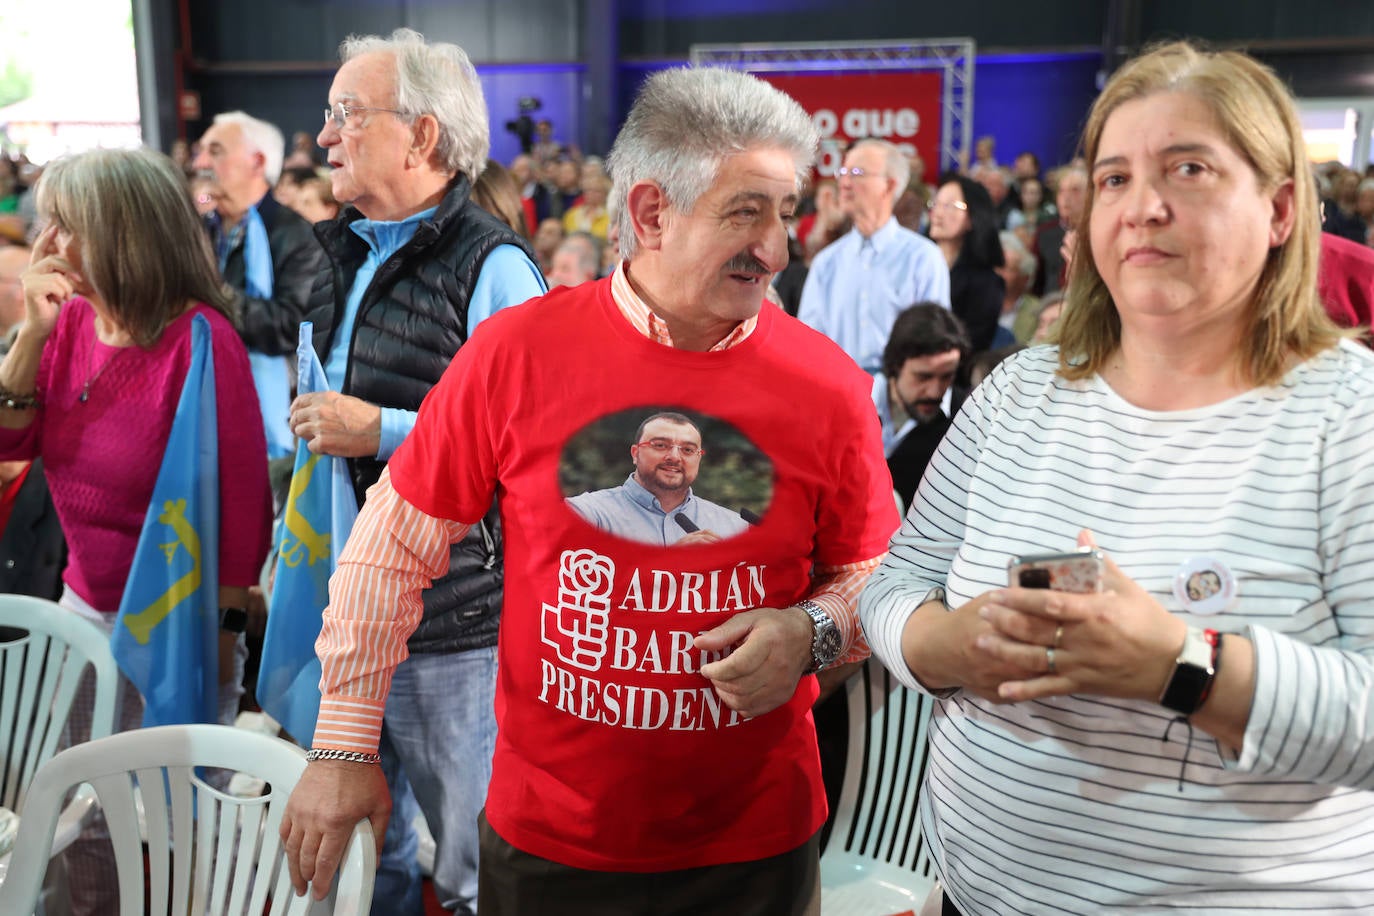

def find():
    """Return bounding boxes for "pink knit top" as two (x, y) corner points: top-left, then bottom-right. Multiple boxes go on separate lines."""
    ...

(0, 298), (272, 612)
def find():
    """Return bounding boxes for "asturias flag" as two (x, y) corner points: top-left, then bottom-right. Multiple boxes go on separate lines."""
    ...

(111, 313), (220, 727)
(257, 322), (358, 745)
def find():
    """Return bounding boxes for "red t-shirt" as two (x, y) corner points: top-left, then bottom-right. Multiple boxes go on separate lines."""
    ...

(0, 461), (31, 535)
(1318, 232), (1374, 337)
(388, 278), (896, 871)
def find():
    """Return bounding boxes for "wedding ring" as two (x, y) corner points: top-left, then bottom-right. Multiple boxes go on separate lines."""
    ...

(1045, 646), (1057, 674)
(1053, 625), (1064, 650)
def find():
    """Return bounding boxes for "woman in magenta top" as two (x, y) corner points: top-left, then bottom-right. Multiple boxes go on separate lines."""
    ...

(0, 147), (271, 915)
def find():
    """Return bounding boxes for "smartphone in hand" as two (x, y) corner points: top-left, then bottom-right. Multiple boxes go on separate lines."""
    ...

(1007, 548), (1104, 593)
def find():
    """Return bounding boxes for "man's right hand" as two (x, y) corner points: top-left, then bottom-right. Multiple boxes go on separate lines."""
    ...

(280, 759), (391, 901)
(289, 391), (384, 458)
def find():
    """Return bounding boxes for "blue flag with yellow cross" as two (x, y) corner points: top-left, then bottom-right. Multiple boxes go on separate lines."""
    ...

(258, 322), (359, 745)
(111, 313), (220, 727)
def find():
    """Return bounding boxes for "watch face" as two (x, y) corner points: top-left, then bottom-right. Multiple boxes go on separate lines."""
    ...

(816, 625), (842, 663)
(1161, 663), (1211, 714)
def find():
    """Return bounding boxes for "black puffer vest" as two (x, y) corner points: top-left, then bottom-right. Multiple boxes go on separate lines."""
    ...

(306, 176), (537, 654)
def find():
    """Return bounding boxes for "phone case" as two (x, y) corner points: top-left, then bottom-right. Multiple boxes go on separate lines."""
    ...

(1007, 548), (1104, 593)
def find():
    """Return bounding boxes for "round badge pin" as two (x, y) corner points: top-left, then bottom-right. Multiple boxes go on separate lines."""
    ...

(1172, 557), (1236, 616)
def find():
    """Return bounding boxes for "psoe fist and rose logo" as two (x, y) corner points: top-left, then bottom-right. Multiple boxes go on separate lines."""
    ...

(541, 549), (615, 672)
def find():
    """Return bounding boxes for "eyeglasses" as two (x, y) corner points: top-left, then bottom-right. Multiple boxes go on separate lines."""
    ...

(836, 166), (878, 179)
(323, 102), (406, 130)
(636, 439), (703, 458)
(927, 198), (969, 213)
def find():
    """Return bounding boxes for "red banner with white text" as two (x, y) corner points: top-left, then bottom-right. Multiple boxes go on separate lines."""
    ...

(759, 71), (943, 180)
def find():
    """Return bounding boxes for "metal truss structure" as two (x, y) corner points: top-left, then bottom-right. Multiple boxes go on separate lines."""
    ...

(689, 39), (975, 173)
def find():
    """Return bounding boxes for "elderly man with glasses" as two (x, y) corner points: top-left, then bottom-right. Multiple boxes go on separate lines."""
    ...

(798, 138), (950, 374)
(284, 27), (546, 916)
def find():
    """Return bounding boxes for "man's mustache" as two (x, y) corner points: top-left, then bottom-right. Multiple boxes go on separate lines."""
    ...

(724, 252), (770, 274)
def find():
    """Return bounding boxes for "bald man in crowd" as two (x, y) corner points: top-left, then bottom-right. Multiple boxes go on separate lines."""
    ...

(798, 138), (950, 374)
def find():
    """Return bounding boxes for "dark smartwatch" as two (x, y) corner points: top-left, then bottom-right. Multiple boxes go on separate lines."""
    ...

(219, 607), (248, 633)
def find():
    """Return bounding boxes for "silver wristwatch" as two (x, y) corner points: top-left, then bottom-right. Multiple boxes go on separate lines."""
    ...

(797, 599), (841, 674)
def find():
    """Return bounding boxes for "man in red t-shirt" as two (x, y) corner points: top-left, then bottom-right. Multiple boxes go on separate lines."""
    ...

(282, 66), (898, 915)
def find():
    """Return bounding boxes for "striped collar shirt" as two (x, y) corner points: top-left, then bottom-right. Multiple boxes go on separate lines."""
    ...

(609, 261), (757, 351)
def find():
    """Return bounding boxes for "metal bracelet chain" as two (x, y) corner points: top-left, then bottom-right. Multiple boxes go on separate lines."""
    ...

(305, 748), (382, 765)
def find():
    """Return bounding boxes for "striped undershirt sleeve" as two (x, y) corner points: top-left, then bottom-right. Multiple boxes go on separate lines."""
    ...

(1234, 367), (1374, 787)
(808, 556), (883, 665)
(313, 467), (472, 753)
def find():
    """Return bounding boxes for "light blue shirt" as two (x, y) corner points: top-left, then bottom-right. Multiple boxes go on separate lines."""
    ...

(797, 217), (950, 374)
(325, 208), (547, 460)
(567, 475), (753, 547)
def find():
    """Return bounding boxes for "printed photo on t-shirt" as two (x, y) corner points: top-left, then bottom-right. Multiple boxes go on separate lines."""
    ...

(560, 406), (773, 547)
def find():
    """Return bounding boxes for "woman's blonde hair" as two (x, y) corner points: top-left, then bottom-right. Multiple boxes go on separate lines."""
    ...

(1057, 41), (1341, 385)
(37, 147), (233, 347)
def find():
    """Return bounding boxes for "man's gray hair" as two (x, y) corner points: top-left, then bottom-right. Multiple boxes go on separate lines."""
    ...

(213, 111), (284, 185)
(850, 138), (910, 205)
(999, 230), (1036, 278)
(340, 28), (488, 181)
(608, 67), (818, 261)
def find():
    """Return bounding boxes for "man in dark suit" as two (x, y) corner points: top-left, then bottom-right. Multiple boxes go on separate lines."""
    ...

(874, 304), (969, 509)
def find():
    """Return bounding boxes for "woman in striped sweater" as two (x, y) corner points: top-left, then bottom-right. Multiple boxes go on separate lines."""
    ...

(860, 41), (1374, 915)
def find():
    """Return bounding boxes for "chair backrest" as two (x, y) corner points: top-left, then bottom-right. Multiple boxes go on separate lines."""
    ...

(0, 724), (376, 916)
(824, 656), (938, 881)
(0, 595), (118, 814)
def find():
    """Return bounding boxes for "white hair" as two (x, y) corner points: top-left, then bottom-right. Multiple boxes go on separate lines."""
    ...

(212, 111), (284, 185)
(608, 67), (818, 261)
(998, 230), (1036, 277)
(850, 138), (910, 205)
(340, 28), (489, 180)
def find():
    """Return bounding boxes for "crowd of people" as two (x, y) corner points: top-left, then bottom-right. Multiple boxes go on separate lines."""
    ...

(0, 25), (1373, 916)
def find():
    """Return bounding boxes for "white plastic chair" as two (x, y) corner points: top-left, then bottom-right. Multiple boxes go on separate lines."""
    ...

(820, 657), (938, 915)
(0, 724), (376, 916)
(0, 595), (119, 864)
